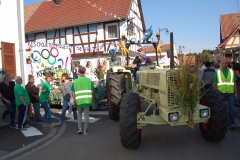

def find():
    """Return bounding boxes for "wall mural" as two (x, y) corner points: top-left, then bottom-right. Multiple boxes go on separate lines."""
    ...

(26, 42), (71, 85)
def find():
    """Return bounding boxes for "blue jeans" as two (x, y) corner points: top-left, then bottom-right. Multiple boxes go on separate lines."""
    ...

(33, 102), (41, 121)
(222, 93), (235, 125)
(4, 101), (16, 126)
(60, 99), (77, 122)
(40, 101), (52, 124)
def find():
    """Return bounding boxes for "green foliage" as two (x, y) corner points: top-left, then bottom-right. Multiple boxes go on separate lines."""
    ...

(94, 68), (106, 81)
(92, 80), (107, 110)
(43, 67), (55, 77)
(168, 57), (206, 129)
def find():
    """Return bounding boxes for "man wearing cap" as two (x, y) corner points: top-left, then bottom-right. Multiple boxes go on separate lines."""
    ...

(127, 47), (152, 81)
(14, 76), (30, 131)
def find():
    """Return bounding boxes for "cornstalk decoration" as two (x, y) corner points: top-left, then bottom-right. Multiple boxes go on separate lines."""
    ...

(168, 57), (206, 129)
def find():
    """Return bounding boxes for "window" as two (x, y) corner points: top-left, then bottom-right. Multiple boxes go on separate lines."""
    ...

(108, 25), (117, 38)
(106, 23), (119, 39)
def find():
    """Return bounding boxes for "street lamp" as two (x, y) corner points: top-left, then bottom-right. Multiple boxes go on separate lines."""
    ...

(179, 45), (185, 54)
(156, 28), (169, 41)
(155, 28), (169, 65)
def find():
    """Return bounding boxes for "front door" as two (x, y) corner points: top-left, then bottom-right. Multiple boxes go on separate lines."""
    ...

(1, 42), (16, 78)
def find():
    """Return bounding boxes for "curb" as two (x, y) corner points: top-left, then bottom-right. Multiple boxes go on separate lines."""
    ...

(0, 117), (66, 160)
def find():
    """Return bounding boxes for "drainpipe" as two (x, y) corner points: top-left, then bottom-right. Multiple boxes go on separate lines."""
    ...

(17, 0), (27, 85)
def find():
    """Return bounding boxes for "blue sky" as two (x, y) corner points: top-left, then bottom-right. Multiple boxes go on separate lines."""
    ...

(24, 0), (239, 53)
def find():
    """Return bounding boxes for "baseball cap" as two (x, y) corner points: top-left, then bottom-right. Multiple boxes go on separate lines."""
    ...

(137, 47), (144, 52)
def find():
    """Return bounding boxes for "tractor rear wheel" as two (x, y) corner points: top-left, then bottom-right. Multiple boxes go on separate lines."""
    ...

(120, 92), (141, 149)
(199, 90), (228, 141)
(107, 70), (126, 120)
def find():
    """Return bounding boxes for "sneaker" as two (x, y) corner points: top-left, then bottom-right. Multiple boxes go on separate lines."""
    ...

(50, 122), (58, 127)
(43, 124), (50, 127)
(83, 130), (90, 135)
(17, 128), (27, 131)
(77, 128), (83, 134)
(1, 111), (6, 119)
(23, 125), (30, 128)
(55, 122), (62, 126)
(9, 124), (17, 129)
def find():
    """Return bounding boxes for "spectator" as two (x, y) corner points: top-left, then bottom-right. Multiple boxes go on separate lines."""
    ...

(72, 64), (79, 80)
(72, 66), (94, 135)
(198, 62), (206, 81)
(0, 74), (17, 128)
(202, 62), (215, 90)
(39, 75), (57, 127)
(56, 65), (63, 79)
(85, 61), (95, 81)
(57, 73), (77, 125)
(25, 75), (42, 122)
(232, 63), (240, 105)
(213, 58), (238, 129)
(213, 62), (220, 70)
(14, 76), (30, 131)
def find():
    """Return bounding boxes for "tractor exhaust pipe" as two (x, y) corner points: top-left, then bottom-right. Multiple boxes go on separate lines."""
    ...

(170, 32), (174, 69)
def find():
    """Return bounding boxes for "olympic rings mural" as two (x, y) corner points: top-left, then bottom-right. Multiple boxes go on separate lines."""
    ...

(31, 47), (69, 69)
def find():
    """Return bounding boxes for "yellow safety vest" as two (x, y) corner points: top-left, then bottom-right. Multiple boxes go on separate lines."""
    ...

(73, 77), (92, 106)
(217, 69), (234, 93)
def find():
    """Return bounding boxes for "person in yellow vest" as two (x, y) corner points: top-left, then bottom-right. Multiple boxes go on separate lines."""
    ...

(72, 66), (94, 135)
(213, 58), (238, 129)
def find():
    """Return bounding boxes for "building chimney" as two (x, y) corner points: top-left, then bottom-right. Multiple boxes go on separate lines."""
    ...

(54, 0), (62, 6)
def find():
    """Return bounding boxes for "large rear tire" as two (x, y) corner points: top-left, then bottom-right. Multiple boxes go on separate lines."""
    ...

(107, 70), (126, 120)
(120, 92), (141, 149)
(199, 90), (228, 141)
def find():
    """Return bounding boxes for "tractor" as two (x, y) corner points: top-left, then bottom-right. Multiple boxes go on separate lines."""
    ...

(106, 33), (227, 149)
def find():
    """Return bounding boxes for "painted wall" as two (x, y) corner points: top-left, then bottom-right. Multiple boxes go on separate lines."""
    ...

(0, 0), (27, 83)
(25, 42), (72, 85)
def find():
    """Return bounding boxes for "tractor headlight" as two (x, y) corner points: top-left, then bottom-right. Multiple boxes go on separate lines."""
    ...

(169, 112), (179, 122)
(200, 109), (209, 118)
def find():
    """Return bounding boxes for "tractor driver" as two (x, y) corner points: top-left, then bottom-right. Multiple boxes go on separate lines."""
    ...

(126, 47), (152, 82)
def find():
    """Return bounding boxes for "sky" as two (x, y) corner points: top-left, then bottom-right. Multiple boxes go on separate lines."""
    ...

(24, 0), (240, 54)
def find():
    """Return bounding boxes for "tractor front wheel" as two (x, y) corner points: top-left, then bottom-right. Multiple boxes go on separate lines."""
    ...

(199, 90), (228, 141)
(120, 92), (141, 149)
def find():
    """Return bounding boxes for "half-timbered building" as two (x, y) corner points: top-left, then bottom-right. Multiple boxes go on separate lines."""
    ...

(25, 0), (146, 65)
(213, 12), (240, 62)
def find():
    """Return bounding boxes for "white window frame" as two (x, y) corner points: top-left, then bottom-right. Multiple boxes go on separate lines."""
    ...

(105, 23), (119, 40)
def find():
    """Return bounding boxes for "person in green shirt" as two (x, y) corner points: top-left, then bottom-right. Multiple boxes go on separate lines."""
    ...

(39, 75), (57, 127)
(213, 58), (238, 129)
(14, 76), (30, 131)
(72, 66), (94, 135)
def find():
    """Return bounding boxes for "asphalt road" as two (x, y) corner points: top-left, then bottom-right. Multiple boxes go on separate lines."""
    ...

(15, 106), (240, 160)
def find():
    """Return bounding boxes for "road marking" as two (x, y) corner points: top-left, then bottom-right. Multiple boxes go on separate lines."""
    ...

(21, 126), (43, 137)
(66, 117), (100, 123)
(89, 111), (108, 115)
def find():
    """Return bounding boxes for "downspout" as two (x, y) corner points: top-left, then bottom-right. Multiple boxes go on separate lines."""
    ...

(17, 0), (27, 85)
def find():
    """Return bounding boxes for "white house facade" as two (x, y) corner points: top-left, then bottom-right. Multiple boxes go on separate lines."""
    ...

(0, 0), (27, 83)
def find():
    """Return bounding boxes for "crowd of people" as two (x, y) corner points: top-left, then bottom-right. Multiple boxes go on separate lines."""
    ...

(0, 65), (94, 135)
(200, 59), (240, 129)
(1, 48), (240, 134)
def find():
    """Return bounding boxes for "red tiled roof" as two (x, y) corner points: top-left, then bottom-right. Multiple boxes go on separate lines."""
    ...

(143, 44), (170, 52)
(24, 2), (42, 25)
(219, 24), (240, 48)
(220, 12), (240, 42)
(25, 0), (132, 33)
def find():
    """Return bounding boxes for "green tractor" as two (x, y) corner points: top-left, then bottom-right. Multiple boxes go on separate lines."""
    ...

(106, 34), (227, 149)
